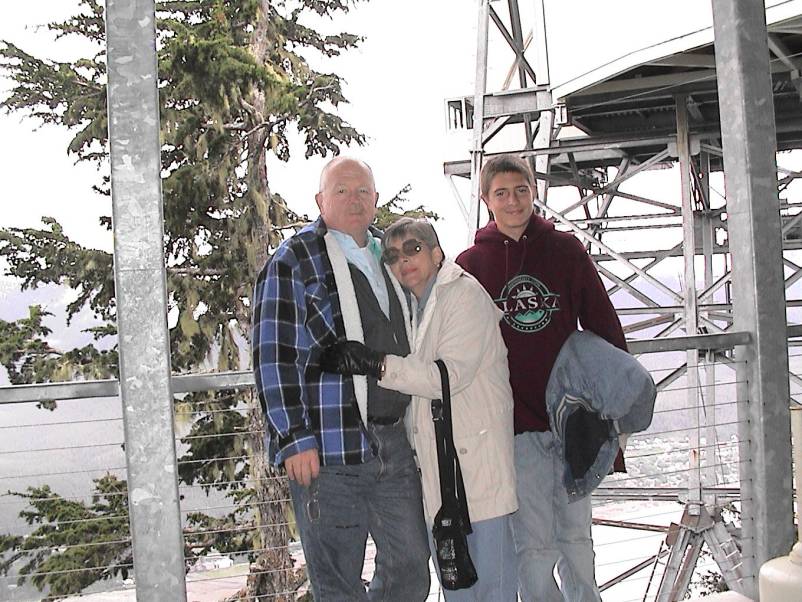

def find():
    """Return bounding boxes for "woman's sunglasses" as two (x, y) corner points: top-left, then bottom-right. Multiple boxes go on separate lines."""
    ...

(382, 239), (424, 265)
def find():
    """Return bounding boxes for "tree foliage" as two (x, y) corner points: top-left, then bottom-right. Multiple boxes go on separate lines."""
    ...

(0, 1), (436, 598)
(0, 0), (435, 599)
(0, 304), (116, 411)
(0, 476), (132, 597)
(375, 184), (437, 230)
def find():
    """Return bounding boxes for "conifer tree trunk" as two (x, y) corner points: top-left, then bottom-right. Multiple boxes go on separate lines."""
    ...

(246, 401), (294, 599)
(244, 2), (294, 598)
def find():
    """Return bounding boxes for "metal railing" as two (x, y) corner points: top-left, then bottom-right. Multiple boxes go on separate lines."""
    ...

(1, 330), (784, 601)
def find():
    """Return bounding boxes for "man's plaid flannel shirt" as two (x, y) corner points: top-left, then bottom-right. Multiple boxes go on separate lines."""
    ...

(252, 218), (372, 466)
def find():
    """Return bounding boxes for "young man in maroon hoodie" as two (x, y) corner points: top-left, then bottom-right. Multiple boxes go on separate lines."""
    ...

(456, 154), (627, 602)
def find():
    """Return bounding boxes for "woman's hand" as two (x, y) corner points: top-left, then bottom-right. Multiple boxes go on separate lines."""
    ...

(319, 341), (385, 379)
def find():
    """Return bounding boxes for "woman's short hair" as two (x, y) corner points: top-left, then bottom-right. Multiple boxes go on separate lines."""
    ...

(382, 217), (442, 252)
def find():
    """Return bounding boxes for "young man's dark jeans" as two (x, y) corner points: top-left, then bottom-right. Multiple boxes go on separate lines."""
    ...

(289, 421), (431, 600)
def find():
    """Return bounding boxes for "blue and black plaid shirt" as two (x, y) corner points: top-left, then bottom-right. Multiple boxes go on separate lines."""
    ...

(252, 218), (372, 466)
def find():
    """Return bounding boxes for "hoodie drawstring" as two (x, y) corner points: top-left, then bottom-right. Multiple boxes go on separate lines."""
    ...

(504, 235), (528, 281)
(504, 239), (510, 282)
(516, 234), (529, 277)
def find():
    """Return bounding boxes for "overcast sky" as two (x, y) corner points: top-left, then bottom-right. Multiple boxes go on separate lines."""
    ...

(0, 1), (478, 257)
(1, 0), (797, 259)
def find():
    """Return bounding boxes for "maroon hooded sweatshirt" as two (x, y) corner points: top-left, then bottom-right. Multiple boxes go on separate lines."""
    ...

(456, 214), (627, 435)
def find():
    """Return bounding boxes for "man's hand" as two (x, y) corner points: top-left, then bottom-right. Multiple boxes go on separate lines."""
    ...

(319, 340), (385, 378)
(284, 449), (320, 487)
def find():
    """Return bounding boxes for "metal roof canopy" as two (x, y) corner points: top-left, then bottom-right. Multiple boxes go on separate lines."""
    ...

(445, 0), (802, 179)
(561, 4), (802, 170)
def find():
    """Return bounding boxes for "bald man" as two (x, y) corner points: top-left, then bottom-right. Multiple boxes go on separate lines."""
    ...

(253, 157), (430, 600)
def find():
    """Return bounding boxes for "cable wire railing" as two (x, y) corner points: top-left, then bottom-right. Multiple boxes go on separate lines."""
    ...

(0, 331), (787, 601)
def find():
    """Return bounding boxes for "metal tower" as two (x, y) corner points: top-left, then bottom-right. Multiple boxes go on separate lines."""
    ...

(444, 0), (799, 598)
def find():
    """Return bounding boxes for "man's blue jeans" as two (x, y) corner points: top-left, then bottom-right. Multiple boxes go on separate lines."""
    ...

(289, 422), (431, 601)
(511, 431), (602, 602)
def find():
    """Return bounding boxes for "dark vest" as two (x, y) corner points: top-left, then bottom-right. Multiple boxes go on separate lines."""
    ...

(349, 264), (411, 419)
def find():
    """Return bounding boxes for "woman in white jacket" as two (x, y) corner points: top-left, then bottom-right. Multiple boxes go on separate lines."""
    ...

(320, 218), (518, 601)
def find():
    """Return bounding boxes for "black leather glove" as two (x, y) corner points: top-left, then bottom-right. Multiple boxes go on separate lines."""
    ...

(319, 341), (385, 379)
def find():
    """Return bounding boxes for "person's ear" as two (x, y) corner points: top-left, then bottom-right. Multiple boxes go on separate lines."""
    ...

(315, 192), (324, 212)
(480, 195), (496, 221)
(434, 246), (445, 267)
(374, 192), (380, 207)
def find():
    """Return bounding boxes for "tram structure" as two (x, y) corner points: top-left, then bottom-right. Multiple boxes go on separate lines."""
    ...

(443, 1), (801, 598)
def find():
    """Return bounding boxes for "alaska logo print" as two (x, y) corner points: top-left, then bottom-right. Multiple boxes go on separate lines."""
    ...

(496, 275), (560, 333)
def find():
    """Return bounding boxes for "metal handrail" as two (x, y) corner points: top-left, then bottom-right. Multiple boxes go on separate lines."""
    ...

(0, 330), (754, 404)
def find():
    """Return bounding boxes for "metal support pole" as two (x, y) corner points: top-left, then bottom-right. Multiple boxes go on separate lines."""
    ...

(507, 0), (534, 149)
(712, 0), (794, 595)
(469, 0), (491, 240)
(677, 95), (703, 509)
(105, 2), (187, 600)
(532, 0), (553, 203)
(532, 110), (554, 205)
(699, 151), (719, 507)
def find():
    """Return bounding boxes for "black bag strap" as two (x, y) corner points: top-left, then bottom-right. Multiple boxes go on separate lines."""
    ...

(431, 359), (472, 533)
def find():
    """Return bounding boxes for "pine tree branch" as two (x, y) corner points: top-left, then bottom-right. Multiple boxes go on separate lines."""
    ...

(169, 267), (226, 276)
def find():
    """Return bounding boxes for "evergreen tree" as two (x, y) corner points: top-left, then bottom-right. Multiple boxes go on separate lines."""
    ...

(0, 476), (134, 595)
(0, 1), (432, 599)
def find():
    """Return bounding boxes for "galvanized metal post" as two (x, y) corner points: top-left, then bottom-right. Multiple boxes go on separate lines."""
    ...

(469, 0), (491, 239)
(532, 0), (553, 204)
(699, 152), (719, 508)
(507, 0), (533, 151)
(676, 95), (703, 509)
(105, 1), (187, 600)
(712, 0), (794, 595)
(697, 152), (718, 508)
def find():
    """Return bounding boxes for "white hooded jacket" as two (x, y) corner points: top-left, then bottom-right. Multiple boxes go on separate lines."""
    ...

(379, 260), (517, 524)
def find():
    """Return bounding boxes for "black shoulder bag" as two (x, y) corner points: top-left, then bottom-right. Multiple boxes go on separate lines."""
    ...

(430, 359), (478, 590)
